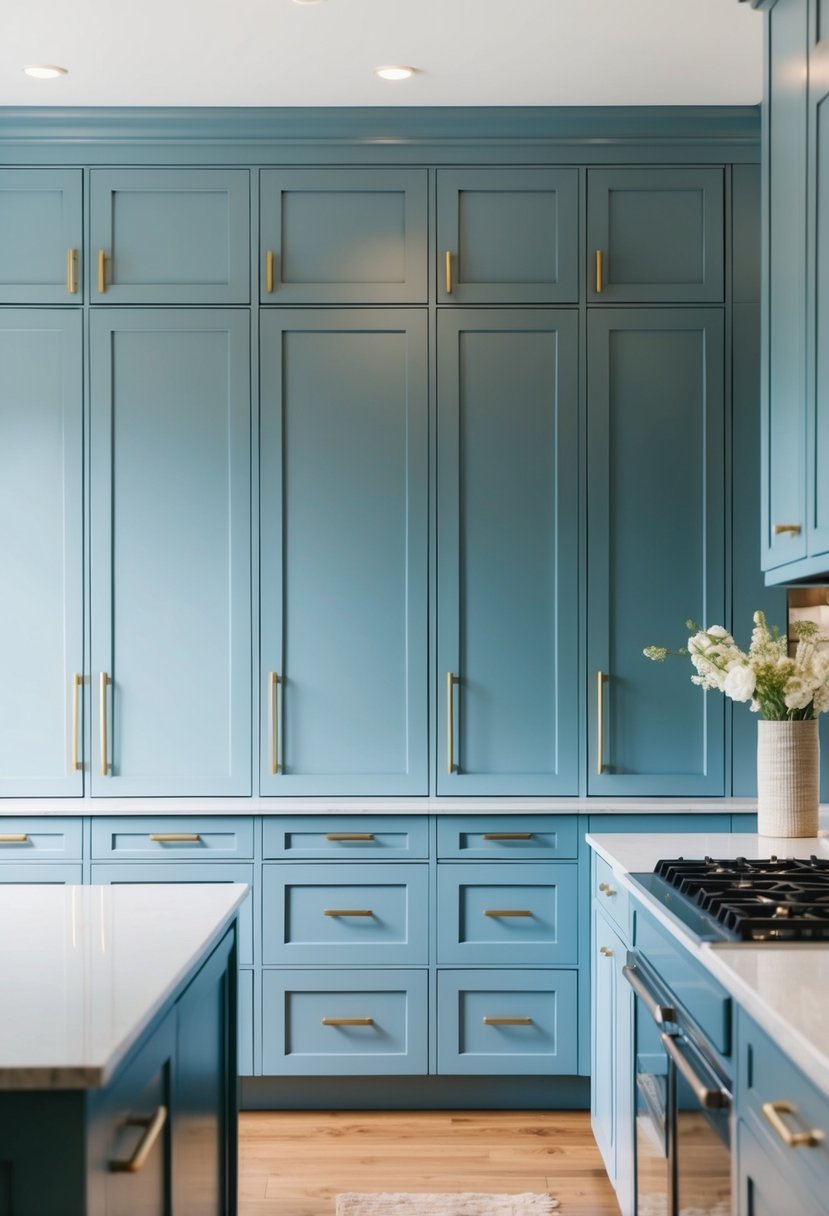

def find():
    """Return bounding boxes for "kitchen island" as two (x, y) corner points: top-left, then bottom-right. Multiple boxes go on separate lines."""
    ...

(0, 882), (245, 1215)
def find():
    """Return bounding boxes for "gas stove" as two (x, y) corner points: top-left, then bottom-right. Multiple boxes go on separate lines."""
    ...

(631, 855), (829, 942)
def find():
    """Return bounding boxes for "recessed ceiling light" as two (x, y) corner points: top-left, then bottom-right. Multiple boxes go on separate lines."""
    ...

(292, 0), (326, 5)
(375, 66), (416, 81)
(23, 64), (68, 79)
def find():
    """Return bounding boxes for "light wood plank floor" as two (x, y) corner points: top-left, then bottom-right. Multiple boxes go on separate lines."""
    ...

(239, 1111), (621, 1215)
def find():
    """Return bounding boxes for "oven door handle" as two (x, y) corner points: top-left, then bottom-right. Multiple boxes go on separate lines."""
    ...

(660, 1032), (731, 1110)
(622, 963), (676, 1025)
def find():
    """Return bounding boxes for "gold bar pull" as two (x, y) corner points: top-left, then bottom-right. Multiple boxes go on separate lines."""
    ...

(269, 671), (280, 775)
(597, 671), (606, 775)
(484, 909), (533, 918)
(599, 881), (617, 897)
(482, 833), (533, 841)
(66, 248), (78, 295)
(265, 249), (275, 294)
(444, 250), (453, 294)
(325, 833), (376, 842)
(0, 835), (29, 844)
(447, 671), (459, 774)
(599, 945), (614, 957)
(149, 833), (202, 843)
(483, 1017), (533, 1026)
(322, 1017), (374, 1027)
(97, 250), (107, 294)
(99, 672), (110, 776)
(762, 1101), (823, 1148)
(773, 523), (802, 536)
(71, 673), (82, 773)
(109, 1105), (168, 1173)
(595, 249), (604, 294)
(324, 908), (374, 917)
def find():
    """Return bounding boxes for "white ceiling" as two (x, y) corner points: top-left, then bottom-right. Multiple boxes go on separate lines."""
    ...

(1, 0), (763, 108)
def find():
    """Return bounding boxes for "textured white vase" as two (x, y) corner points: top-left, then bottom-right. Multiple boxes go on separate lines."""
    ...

(756, 719), (820, 837)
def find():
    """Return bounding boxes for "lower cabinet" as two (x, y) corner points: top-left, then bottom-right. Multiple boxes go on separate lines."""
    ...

(591, 904), (633, 1212)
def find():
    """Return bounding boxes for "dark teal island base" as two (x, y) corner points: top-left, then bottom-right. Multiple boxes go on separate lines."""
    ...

(242, 1075), (590, 1112)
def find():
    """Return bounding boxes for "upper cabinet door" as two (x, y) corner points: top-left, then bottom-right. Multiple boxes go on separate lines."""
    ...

(437, 309), (579, 796)
(259, 170), (427, 304)
(807, 1), (829, 560)
(436, 168), (579, 304)
(0, 310), (83, 796)
(587, 168), (724, 303)
(89, 170), (250, 304)
(260, 309), (428, 795)
(0, 170), (82, 304)
(89, 310), (251, 795)
(587, 309), (725, 796)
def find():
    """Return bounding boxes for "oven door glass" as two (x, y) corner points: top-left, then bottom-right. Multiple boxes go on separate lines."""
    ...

(671, 1034), (732, 1216)
(634, 994), (670, 1213)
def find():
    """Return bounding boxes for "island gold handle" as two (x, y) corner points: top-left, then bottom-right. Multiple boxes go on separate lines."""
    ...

(149, 833), (202, 843)
(324, 909), (374, 917)
(599, 881), (617, 897)
(66, 248), (78, 295)
(482, 833), (533, 841)
(0, 835), (29, 844)
(325, 833), (376, 842)
(266, 249), (275, 294)
(109, 1105), (167, 1173)
(483, 1017), (533, 1026)
(762, 1101), (823, 1148)
(445, 250), (453, 294)
(97, 249), (107, 294)
(595, 249), (604, 294)
(773, 523), (802, 536)
(484, 908), (534, 918)
(599, 945), (614, 957)
(322, 1017), (374, 1027)
(99, 672), (110, 776)
(71, 672), (82, 773)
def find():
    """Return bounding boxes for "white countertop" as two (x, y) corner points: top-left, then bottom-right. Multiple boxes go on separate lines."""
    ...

(587, 830), (829, 1095)
(0, 883), (247, 1090)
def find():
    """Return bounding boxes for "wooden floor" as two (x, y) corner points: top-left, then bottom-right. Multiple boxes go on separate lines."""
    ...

(239, 1111), (621, 1215)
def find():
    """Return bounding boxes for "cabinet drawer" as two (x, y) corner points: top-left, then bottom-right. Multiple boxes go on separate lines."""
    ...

(593, 855), (630, 935)
(90, 863), (254, 966)
(0, 169), (83, 303)
(437, 863), (578, 966)
(91, 817), (254, 860)
(263, 816), (428, 860)
(262, 863), (428, 965)
(0, 862), (82, 884)
(0, 818), (82, 859)
(262, 968), (427, 1076)
(437, 816), (577, 860)
(437, 969), (578, 1075)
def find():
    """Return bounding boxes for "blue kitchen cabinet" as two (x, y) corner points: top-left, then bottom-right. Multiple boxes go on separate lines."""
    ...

(89, 310), (251, 795)
(586, 167), (724, 303)
(259, 309), (428, 795)
(736, 1118), (823, 1216)
(0, 170), (83, 303)
(436, 309), (579, 794)
(591, 903), (633, 1212)
(587, 309), (726, 795)
(436, 168), (579, 304)
(807, 2), (829, 564)
(0, 310), (83, 796)
(260, 169), (427, 303)
(89, 169), (250, 304)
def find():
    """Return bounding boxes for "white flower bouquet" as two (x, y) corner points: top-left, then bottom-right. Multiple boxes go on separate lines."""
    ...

(644, 611), (829, 720)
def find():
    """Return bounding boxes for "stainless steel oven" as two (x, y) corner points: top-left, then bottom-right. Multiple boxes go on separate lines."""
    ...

(624, 952), (732, 1216)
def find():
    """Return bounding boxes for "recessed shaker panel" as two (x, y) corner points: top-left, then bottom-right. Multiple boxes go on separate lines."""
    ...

(0, 170), (83, 303)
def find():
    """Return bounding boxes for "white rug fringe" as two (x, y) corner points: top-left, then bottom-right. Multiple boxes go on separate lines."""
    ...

(336, 1193), (559, 1214)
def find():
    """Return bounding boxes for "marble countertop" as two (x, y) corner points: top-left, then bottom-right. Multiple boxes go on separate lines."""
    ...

(0, 883), (246, 1091)
(587, 830), (829, 1094)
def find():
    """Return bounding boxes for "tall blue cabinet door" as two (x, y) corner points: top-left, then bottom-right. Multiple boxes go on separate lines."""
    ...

(436, 169), (579, 304)
(0, 171), (82, 304)
(0, 310), (83, 796)
(807, 9), (829, 561)
(586, 168), (724, 303)
(436, 309), (579, 795)
(260, 310), (428, 794)
(259, 170), (427, 303)
(89, 310), (251, 795)
(89, 170), (250, 304)
(587, 309), (725, 795)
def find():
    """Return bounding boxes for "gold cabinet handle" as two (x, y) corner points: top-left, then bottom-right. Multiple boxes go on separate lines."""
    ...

(482, 833), (533, 841)
(99, 672), (110, 776)
(97, 249), (107, 294)
(599, 945), (614, 957)
(447, 671), (459, 774)
(322, 1017), (374, 1027)
(269, 671), (280, 775)
(324, 908), (374, 917)
(109, 1105), (167, 1173)
(598, 881), (617, 897)
(483, 1017), (533, 1026)
(595, 249), (604, 294)
(325, 833), (376, 842)
(149, 833), (202, 843)
(484, 909), (533, 918)
(0, 834), (29, 844)
(444, 250), (453, 294)
(773, 523), (802, 536)
(762, 1101), (823, 1148)
(66, 248), (78, 295)
(70, 673), (82, 773)
(597, 671), (606, 775)
(265, 249), (275, 294)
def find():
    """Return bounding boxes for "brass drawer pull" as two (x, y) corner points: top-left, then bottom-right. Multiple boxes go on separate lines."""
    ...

(109, 1105), (167, 1173)
(99, 672), (110, 776)
(97, 249), (107, 294)
(598, 881), (617, 897)
(483, 1017), (533, 1026)
(773, 523), (801, 536)
(149, 833), (202, 843)
(324, 909), (374, 917)
(325, 833), (376, 842)
(599, 945), (614, 957)
(322, 1017), (374, 1027)
(484, 909), (533, 918)
(762, 1101), (823, 1148)
(269, 671), (281, 775)
(444, 249), (453, 294)
(66, 248), (78, 295)
(0, 835), (29, 844)
(70, 673), (82, 773)
(595, 249), (604, 294)
(447, 671), (459, 774)
(482, 833), (533, 841)
(265, 249), (275, 294)
(597, 670), (606, 775)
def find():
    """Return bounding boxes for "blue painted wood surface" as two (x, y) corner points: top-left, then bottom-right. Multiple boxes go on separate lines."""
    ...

(0, 170), (83, 303)
(263, 815), (429, 860)
(436, 816), (579, 860)
(91, 816), (254, 860)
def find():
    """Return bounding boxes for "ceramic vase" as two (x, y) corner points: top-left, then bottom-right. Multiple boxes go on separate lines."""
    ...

(756, 718), (820, 838)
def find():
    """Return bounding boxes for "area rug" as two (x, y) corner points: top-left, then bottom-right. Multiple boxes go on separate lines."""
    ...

(336, 1194), (559, 1215)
